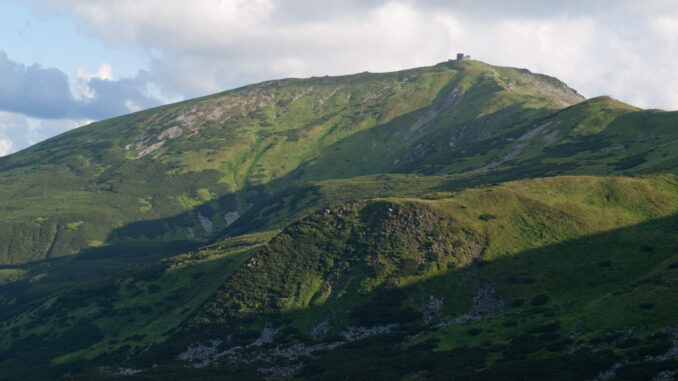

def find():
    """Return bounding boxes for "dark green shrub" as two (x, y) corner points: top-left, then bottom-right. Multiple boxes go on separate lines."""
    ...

(510, 298), (525, 307)
(546, 340), (570, 352)
(531, 294), (550, 306)
(505, 276), (535, 284)
(467, 328), (483, 336)
(528, 321), (560, 333)
(616, 337), (641, 349)
(479, 214), (497, 221)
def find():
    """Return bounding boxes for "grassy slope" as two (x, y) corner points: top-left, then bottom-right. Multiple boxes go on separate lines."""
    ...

(0, 59), (675, 267)
(0, 60), (585, 265)
(201, 175), (678, 321)
(2, 175), (677, 379)
(0, 231), (275, 379)
(183, 175), (678, 380)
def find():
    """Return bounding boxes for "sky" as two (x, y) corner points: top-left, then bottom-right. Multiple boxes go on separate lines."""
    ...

(1, 0), (677, 156)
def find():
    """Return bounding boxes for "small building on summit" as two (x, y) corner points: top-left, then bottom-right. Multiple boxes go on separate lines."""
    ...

(456, 53), (471, 61)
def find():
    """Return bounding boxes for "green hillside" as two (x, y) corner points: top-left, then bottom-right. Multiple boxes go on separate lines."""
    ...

(1, 60), (678, 380)
(0, 60), (588, 265)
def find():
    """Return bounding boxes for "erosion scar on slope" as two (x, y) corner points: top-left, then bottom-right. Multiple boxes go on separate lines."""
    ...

(404, 87), (465, 139)
(478, 121), (553, 171)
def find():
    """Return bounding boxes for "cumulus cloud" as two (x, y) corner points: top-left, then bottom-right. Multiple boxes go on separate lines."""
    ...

(78, 70), (160, 117)
(26, 0), (678, 110)
(0, 50), (79, 119)
(74, 62), (114, 100)
(0, 111), (26, 156)
(0, 50), (162, 120)
(0, 138), (12, 156)
(0, 110), (93, 155)
(419, 0), (678, 19)
(29, 1), (460, 98)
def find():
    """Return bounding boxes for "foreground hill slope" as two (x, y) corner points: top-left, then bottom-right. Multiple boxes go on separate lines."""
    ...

(2, 175), (678, 380)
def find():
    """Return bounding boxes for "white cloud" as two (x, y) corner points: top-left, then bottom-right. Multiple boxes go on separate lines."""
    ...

(30, 117), (91, 144)
(17, 1), (678, 111)
(36, 1), (460, 98)
(0, 110), (95, 153)
(654, 16), (678, 37)
(0, 50), (162, 120)
(0, 138), (13, 156)
(124, 99), (142, 112)
(74, 62), (114, 100)
(0, 111), (27, 154)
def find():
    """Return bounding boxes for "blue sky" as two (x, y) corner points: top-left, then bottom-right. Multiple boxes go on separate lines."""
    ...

(1, 0), (677, 156)
(0, 1), (147, 79)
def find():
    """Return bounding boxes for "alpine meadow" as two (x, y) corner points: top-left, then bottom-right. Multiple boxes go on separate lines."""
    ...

(1, 58), (678, 380)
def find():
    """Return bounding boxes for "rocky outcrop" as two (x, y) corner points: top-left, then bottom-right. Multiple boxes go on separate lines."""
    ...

(434, 283), (508, 327)
(158, 126), (183, 140)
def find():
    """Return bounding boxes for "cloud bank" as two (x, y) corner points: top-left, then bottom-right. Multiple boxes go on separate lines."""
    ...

(38, 0), (678, 110)
(0, 110), (93, 157)
(0, 50), (161, 120)
(0, 138), (12, 156)
(0, 48), (163, 156)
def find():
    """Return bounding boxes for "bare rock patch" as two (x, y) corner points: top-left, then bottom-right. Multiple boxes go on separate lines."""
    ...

(158, 126), (183, 140)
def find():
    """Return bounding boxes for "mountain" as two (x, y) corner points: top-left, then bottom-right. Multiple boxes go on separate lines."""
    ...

(1, 60), (678, 380)
(0, 60), (587, 265)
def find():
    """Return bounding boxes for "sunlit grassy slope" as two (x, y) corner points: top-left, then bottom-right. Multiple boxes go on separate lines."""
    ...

(1, 59), (678, 380)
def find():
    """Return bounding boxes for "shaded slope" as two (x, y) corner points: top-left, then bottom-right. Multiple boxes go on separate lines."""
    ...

(393, 95), (678, 179)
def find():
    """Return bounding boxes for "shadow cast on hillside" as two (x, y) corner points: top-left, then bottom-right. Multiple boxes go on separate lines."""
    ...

(124, 212), (678, 379)
(1, 210), (677, 379)
(267, 212), (678, 326)
(0, 239), (203, 320)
